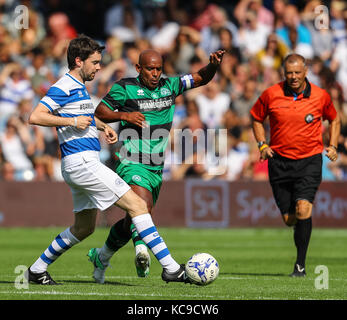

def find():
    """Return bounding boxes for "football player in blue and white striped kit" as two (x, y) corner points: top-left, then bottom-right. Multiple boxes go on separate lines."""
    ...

(26, 35), (188, 285)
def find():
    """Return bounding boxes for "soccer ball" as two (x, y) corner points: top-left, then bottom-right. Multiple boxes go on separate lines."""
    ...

(185, 253), (219, 286)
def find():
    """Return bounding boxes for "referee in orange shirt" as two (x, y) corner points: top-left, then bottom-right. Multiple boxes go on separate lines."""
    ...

(250, 53), (341, 277)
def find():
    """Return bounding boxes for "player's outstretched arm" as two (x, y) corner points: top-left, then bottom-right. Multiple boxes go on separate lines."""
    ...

(191, 50), (225, 88)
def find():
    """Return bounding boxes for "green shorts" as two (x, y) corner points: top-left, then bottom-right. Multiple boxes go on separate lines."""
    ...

(115, 161), (163, 205)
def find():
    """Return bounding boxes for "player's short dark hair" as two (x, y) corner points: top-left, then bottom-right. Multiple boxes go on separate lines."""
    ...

(67, 34), (105, 70)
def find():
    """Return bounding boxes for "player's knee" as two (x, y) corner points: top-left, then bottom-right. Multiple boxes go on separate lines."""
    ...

(128, 197), (148, 217)
(117, 190), (149, 217)
(295, 200), (312, 220)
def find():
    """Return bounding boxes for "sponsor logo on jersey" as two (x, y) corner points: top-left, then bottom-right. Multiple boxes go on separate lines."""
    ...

(80, 103), (94, 110)
(137, 89), (145, 96)
(138, 97), (173, 111)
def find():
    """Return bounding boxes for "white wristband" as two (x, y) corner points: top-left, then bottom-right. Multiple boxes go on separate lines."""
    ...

(74, 117), (77, 127)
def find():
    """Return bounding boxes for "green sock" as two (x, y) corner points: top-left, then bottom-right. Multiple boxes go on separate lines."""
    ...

(105, 219), (131, 252)
(130, 223), (146, 247)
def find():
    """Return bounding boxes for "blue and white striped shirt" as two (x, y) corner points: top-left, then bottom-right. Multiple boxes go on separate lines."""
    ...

(40, 73), (100, 158)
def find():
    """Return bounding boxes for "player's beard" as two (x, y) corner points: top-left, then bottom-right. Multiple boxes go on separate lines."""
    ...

(80, 69), (95, 82)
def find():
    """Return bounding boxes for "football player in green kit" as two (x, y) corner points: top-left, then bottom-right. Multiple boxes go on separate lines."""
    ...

(87, 49), (224, 283)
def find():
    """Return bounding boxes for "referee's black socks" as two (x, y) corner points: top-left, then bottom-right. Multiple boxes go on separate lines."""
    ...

(294, 217), (312, 268)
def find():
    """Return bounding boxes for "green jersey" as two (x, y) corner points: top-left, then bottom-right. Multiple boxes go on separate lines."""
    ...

(102, 75), (193, 170)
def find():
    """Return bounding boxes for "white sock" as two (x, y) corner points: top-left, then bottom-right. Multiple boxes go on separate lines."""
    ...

(30, 228), (80, 273)
(132, 213), (180, 273)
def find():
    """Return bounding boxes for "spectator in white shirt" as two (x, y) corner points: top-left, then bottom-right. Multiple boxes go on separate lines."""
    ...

(0, 116), (35, 181)
(238, 9), (272, 60)
(195, 79), (230, 129)
(0, 63), (34, 133)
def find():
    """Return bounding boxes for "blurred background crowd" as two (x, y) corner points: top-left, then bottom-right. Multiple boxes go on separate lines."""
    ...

(1, 0), (347, 183)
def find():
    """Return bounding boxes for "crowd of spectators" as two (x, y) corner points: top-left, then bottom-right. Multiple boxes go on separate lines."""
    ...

(1, 0), (347, 183)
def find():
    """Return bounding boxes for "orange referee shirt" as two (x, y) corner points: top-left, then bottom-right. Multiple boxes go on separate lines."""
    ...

(250, 79), (337, 160)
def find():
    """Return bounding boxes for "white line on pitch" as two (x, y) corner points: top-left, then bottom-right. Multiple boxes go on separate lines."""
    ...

(0, 290), (221, 299)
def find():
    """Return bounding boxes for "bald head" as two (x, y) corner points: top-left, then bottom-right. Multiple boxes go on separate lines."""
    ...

(138, 49), (162, 66)
(136, 49), (163, 89)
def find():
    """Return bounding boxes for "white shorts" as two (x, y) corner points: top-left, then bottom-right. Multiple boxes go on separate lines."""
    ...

(61, 151), (130, 213)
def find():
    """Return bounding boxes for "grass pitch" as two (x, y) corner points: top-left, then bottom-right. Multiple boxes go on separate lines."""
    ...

(0, 227), (346, 301)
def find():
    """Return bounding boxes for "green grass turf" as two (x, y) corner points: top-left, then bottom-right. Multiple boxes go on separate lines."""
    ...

(0, 227), (346, 300)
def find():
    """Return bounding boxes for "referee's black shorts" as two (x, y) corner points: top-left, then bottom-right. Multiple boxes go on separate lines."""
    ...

(268, 153), (322, 215)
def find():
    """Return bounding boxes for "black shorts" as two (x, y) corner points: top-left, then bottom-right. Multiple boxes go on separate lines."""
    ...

(268, 153), (322, 215)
